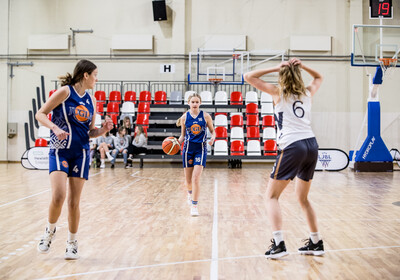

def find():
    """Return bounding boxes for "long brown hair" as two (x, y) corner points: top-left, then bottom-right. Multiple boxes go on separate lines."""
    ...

(59, 60), (97, 86)
(278, 64), (306, 100)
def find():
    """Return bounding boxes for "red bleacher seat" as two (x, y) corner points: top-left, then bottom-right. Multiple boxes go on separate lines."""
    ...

(154, 91), (167, 104)
(230, 114), (243, 127)
(49, 90), (56, 97)
(35, 138), (48, 147)
(96, 102), (104, 114)
(110, 114), (118, 125)
(139, 91), (152, 103)
(124, 91), (136, 103)
(262, 115), (275, 128)
(95, 91), (106, 102)
(231, 140), (245, 155)
(109, 91), (121, 104)
(230, 91), (243, 105)
(107, 102), (120, 113)
(136, 113), (149, 128)
(215, 126), (228, 140)
(264, 139), (277, 156)
(247, 126), (260, 139)
(246, 103), (259, 115)
(138, 102), (150, 114)
(246, 115), (259, 127)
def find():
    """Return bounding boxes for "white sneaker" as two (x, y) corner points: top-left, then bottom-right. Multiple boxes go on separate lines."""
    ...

(100, 163), (105, 169)
(191, 204), (199, 216)
(187, 194), (192, 205)
(37, 227), (56, 253)
(64, 240), (79, 260)
(106, 152), (113, 161)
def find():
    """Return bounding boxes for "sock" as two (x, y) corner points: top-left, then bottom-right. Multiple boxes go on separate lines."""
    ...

(192, 200), (198, 205)
(272, 230), (284, 245)
(188, 190), (192, 195)
(310, 232), (321, 244)
(68, 231), (77, 242)
(47, 221), (56, 232)
(101, 159), (105, 164)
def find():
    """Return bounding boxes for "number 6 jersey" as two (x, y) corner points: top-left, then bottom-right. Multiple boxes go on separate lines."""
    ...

(274, 90), (315, 149)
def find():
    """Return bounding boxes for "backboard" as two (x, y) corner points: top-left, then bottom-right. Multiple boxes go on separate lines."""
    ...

(351, 24), (400, 67)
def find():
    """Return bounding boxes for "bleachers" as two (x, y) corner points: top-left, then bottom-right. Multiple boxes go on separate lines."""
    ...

(90, 88), (277, 165)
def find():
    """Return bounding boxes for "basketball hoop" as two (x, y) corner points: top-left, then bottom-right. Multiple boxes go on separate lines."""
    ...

(232, 54), (241, 60)
(208, 78), (223, 85)
(379, 58), (398, 78)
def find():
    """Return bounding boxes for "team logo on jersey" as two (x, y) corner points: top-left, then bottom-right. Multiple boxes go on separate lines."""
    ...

(74, 105), (90, 122)
(62, 161), (68, 168)
(190, 124), (202, 135)
(188, 159), (193, 164)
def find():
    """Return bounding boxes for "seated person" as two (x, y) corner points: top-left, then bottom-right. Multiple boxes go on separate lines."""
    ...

(105, 114), (118, 136)
(111, 126), (130, 168)
(128, 125), (148, 162)
(121, 116), (134, 141)
(97, 131), (114, 169)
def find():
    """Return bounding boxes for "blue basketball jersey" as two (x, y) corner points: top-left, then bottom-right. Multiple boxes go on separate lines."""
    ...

(184, 110), (207, 144)
(50, 85), (94, 151)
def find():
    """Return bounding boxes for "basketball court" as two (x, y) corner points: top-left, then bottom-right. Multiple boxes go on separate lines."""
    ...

(1, 0), (400, 279)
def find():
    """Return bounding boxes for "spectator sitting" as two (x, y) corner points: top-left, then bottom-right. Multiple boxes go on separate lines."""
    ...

(121, 116), (134, 140)
(111, 126), (130, 168)
(105, 114), (118, 136)
(128, 125), (148, 165)
(97, 131), (115, 168)
(89, 137), (99, 168)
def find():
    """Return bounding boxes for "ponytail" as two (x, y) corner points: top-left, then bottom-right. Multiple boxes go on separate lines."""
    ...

(58, 73), (74, 86)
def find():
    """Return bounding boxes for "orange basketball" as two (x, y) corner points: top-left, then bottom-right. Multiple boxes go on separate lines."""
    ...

(162, 137), (181, 155)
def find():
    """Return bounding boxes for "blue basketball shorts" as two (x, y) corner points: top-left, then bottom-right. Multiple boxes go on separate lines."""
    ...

(270, 137), (318, 182)
(182, 142), (207, 168)
(49, 148), (90, 180)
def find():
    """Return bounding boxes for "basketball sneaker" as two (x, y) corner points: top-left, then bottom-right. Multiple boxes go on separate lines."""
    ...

(298, 238), (325, 255)
(190, 204), (199, 216)
(100, 163), (105, 169)
(64, 240), (80, 260)
(187, 194), (192, 205)
(37, 227), (56, 253)
(265, 239), (288, 259)
(106, 152), (113, 161)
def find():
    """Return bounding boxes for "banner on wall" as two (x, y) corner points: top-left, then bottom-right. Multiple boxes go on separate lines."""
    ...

(315, 149), (349, 171)
(21, 147), (50, 170)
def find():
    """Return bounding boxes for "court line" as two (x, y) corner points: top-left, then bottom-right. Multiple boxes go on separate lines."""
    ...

(0, 172), (100, 208)
(210, 178), (218, 280)
(34, 245), (400, 280)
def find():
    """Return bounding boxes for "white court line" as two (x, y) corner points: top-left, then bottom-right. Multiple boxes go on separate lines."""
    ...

(210, 178), (218, 280)
(115, 178), (142, 193)
(0, 172), (100, 208)
(34, 245), (400, 280)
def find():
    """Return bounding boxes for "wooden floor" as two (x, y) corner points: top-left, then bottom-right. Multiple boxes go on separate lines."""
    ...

(0, 162), (399, 280)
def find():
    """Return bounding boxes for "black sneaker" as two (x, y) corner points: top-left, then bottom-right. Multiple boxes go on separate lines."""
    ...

(111, 164), (115, 169)
(265, 239), (289, 259)
(298, 238), (325, 256)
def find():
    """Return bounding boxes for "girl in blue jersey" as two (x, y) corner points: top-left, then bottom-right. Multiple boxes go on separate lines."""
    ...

(35, 60), (113, 260)
(178, 93), (215, 216)
(244, 58), (324, 259)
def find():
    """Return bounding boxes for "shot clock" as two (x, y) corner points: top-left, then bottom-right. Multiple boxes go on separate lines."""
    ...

(369, 0), (393, 19)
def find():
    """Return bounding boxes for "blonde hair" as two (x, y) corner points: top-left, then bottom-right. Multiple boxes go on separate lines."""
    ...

(187, 92), (202, 103)
(278, 64), (306, 100)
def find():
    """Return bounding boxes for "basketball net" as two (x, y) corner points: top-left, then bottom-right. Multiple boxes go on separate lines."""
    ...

(379, 58), (398, 80)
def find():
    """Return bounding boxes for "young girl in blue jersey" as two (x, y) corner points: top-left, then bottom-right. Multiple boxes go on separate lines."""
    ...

(35, 60), (113, 260)
(244, 58), (324, 259)
(178, 93), (215, 216)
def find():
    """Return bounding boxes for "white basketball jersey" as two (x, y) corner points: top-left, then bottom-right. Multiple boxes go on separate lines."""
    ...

(274, 90), (315, 149)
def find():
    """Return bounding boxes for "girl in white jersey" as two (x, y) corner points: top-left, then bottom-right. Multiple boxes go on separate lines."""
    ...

(244, 58), (324, 259)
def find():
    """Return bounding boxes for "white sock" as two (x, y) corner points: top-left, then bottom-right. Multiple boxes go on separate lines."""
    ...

(310, 232), (321, 244)
(272, 230), (284, 245)
(106, 151), (111, 157)
(68, 231), (77, 242)
(101, 159), (105, 164)
(47, 221), (56, 232)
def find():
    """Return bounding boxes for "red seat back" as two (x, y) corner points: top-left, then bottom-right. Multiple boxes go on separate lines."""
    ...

(230, 91), (243, 105)
(110, 114), (118, 125)
(246, 115), (259, 126)
(109, 91), (121, 103)
(262, 115), (275, 128)
(96, 102), (104, 113)
(136, 113), (150, 128)
(154, 91), (167, 104)
(230, 140), (244, 155)
(247, 126), (260, 139)
(49, 90), (57, 97)
(230, 114), (243, 127)
(138, 102), (151, 113)
(215, 126), (228, 140)
(35, 138), (48, 147)
(139, 91), (152, 102)
(107, 102), (120, 113)
(246, 103), (259, 115)
(264, 140), (277, 156)
(94, 91), (106, 102)
(124, 91), (136, 103)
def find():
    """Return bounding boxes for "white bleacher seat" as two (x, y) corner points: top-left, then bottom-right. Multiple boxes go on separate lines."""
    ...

(230, 127), (244, 141)
(200, 91), (213, 105)
(247, 140), (261, 156)
(214, 140), (228, 156)
(37, 126), (50, 140)
(245, 91), (258, 105)
(261, 91), (273, 103)
(184, 91), (196, 104)
(206, 127), (211, 140)
(95, 114), (102, 128)
(263, 127), (277, 142)
(214, 114), (228, 128)
(121, 101), (135, 113)
(170, 91), (183, 104)
(207, 143), (212, 155)
(261, 103), (274, 116)
(214, 91), (228, 105)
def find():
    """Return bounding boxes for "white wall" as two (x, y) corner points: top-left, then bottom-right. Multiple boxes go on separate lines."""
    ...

(1, 0), (399, 161)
